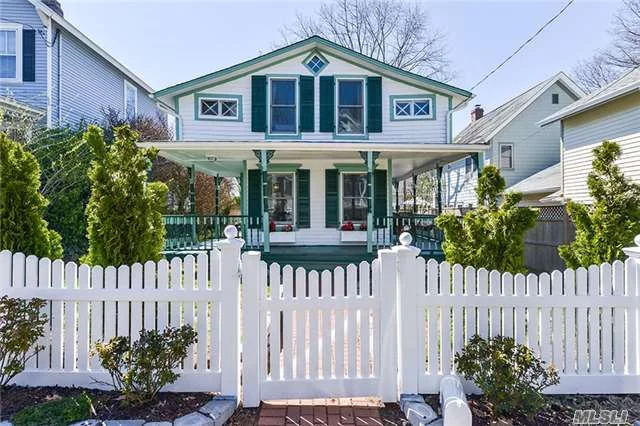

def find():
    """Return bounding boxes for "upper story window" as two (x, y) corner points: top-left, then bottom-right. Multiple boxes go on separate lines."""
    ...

(552, 93), (559, 104)
(267, 172), (294, 224)
(342, 172), (368, 223)
(500, 144), (514, 169)
(0, 24), (21, 82)
(270, 78), (297, 134)
(465, 157), (475, 176)
(392, 97), (434, 120)
(305, 54), (327, 75)
(197, 95), (241, 121)
(124, 81), (137, 120)
(337, 79), (365, 135)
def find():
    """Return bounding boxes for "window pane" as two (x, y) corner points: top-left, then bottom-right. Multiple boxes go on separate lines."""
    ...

(271, 106), (296, 133)
(339, 80), (363, 106)
(414, 101), (430, 116)
(342, 173), (368, 222)
(268, 174), (293, 198)
(126, 86), (136, 119)
(0, 31), (16, 55)
(343, 198), (368, 222)
(221, 100), (237, 117)
(267, 173), (294, 223)
(342, 173), (368, 197)
(501, 145), (513, 168)
(338, 107), (363, 134)
(201, 99), (219, 116)
(271, 80), (296, 105)
(395, 101), (410, 116)
(0, 56), (16, 78)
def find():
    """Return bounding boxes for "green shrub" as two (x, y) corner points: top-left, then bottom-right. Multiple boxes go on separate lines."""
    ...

(93, 325), (197, 405)
(559, 140), (640, 268)
(455, 335), (559, 418)
(436, 165), (538, 274)
(0, 296), (48, 387)
(0, 133), (63, 259)
(12, 394), (93, 426)
(82, 125), (168, 266)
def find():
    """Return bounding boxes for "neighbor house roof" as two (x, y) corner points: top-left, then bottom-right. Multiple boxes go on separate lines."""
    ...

(506, 163), (560, 195)
(0, 96), (45, 117)
(454, 72), (584, 145)
(539, 66), (640, 126)
(28, 0), (154, 93)
(153, 35), (473, 107)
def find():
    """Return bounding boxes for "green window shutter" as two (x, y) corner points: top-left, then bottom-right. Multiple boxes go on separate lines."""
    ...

(248, 169), (262, 228)
(325, 169), (339, 228)
(367, 76), (382, 133)
(22, 29), (36, 82)
(296, 169), (310, 228)
(374, 169), (387, 227)
(251, 75), (267, 132)
(299, 76), (314, 132)
(319, 76), (335, 132)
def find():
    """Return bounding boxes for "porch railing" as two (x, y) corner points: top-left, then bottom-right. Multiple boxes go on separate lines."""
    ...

(373, 213), (444, 254)
(163, 214), (262, 252)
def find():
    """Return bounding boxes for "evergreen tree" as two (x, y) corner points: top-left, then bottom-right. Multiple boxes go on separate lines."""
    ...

(0, 133), (63, 258)
(83, 125), (168, 266)
(559, 141), (640, 268)
(435, 165), (538, 273)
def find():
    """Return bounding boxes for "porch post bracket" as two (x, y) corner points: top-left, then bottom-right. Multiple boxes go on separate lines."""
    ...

(359, 151), (380, 164)
(253, 149), (275, 163)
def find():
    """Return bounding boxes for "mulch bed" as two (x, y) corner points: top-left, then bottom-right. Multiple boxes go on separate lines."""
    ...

(225, 405), (259, 425)
(0, 385), (214, 423)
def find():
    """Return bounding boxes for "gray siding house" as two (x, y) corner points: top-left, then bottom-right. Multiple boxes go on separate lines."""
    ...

(442, 72), (584, 209)
(0, 0), (159, 128)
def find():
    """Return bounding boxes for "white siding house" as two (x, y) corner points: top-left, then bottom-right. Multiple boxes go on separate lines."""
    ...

(540, 66), (640, 204)
(442, 73), (584, 209)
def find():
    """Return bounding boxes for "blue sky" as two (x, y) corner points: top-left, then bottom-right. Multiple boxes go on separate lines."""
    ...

(62, 0), (621, 135)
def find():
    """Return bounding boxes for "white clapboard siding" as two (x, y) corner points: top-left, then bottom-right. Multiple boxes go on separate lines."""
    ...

(1, 248), (240, 393)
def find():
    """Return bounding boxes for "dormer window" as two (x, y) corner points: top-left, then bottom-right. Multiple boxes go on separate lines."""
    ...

(195, 94), (242, 121)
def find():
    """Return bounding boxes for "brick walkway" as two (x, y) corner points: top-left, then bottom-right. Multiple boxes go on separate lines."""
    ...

(258, 397), (383, 426)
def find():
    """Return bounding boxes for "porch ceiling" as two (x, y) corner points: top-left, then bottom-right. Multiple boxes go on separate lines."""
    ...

(137, 140), (489, 179)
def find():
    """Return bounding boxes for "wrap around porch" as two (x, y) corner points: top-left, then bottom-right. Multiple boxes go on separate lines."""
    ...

(137, 140), (488, 265)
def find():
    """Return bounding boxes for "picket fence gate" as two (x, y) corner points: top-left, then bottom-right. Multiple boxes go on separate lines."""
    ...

(3, 232), (640, 407)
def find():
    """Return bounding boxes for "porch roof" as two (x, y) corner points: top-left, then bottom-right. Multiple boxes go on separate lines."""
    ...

(137, 140), (489, 180)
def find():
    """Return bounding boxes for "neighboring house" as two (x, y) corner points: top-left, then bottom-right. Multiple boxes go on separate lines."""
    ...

(0, 0), (159, 128)
(539, 66), (640, 204)
(442, 72), (584, 209)
(505, 162), (561, 206)
(142, 36), (488, 260)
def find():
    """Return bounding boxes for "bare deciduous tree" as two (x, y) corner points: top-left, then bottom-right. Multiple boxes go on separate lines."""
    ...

(280, 0), (453, 81)
(572, 0), (640, 92)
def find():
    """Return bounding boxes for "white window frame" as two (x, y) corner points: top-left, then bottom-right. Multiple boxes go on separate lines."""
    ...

(197, 96), (240, 120)
(0, 23), (23, 84)
(124, 80), (138, 119)
(499, 143), (514, 170)
(267, 172), (296, 225)
(340, 171), (369, 224)
(392, 98), (434, 120)
(267, 76), (299, 136)
(335, 77), (366, 136)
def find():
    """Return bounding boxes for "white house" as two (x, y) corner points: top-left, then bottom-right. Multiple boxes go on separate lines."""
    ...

(539, 66), (640, 204)
(441, 72), (584, 209)
(139, 36), (488, 263)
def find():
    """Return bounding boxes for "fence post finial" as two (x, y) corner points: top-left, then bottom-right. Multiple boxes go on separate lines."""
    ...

(224, 224), (238, 240)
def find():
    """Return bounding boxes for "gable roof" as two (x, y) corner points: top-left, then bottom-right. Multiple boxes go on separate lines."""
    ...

(454, 72), (584, 145)
(28, 0), (154, 93)
(153, 36), (473, 105)
(506, 162), (560, 195)
(539, 66), (640, 126)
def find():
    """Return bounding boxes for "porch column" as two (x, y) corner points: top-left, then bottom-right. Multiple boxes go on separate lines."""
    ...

(367, 151), (374, 254)
(188, 164), (196, 214)
(437, 166), (443, 215)
(214, 174), (221, 215)
(394, 180), (399, 213)
(260, 150), (270, 253)
(412, 174), (418, 214)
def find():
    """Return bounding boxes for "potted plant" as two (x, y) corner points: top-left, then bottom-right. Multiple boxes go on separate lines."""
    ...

(340, 221), (367, 243)
(268, 222), (296, 243)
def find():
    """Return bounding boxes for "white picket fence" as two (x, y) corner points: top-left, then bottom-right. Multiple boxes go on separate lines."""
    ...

(2, 233), (640, 407)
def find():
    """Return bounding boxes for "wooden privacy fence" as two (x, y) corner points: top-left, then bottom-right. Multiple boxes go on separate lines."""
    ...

(2, 232), (640, 407)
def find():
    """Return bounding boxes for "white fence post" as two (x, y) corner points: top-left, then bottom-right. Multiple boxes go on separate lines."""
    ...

(392, 232), (421, 397)
(377, 247), (398, 402)
(241, 250), (262, 407)
(218, 226), (244, 400)
(623, 234), (640, 375)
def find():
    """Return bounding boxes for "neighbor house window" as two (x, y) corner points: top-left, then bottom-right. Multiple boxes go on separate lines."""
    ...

(342, 173), (368, 222)
(500, 144), (514, 169)
(337, 79), (364, 135)
(267, 173), (294, 223)
(393, 98), (433, 120)
(197, 96), (240, 120)
(552, 93), (559, 104)
(270, 78), (297, 134)
(465, 157), (474, 176)
(124, 81), (137, 120)
(0, 24), (21, 82)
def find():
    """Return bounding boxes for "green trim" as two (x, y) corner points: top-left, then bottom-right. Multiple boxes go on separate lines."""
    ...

(260, 150), (270, 253)
(154, 36), (472, 99)
(333, 75), (368, 140)
(448, 96), (453, 144)
(267, 74), (301, 139)
(174, 97), (181, 140)
(302, 49), (329, 75)
(333, 163), (368, 172)
(387, 158), (392, 217)
(389, 94), (437, 121)
(193, 93), (243, 121)
(366, 151), (374, 254)
(241, 160), (248, 217)
(267, 163), (302, 173)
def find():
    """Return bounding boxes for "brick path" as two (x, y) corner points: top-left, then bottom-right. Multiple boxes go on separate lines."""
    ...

(258, 397), (383, 426)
